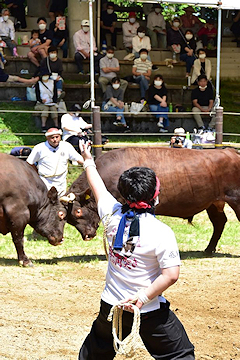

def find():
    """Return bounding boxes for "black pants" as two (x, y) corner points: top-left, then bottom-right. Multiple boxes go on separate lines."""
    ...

(101, 28), (117, 47)
(10, 5), (27, 29)
(74, 52), (103, 73)
(200, 34), (217, 48)
(79, 300), (195, 360)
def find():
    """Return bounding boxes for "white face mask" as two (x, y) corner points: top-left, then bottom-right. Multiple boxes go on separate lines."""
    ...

(42, 75), (49, 81)
(185, 34), (193, 40)
(129, 17), (136, 24)
(140, 53), (148, 60)
(199, 53), (206, 59)
(154, 80), (163, 87)
(82, 26), (89, 33)
(138, 32), (145, 38)
(155, 8), (161, 14)
(112, 83), (120, 90)
(3, 15), (9, 22)
(49, 53), (57, 60)
(106, 53), (114, 59)
(199, 85), (207, 90)
(173, 21), (180, 28)
(39, 23), (46, 30)
(107, 9), (114, 14)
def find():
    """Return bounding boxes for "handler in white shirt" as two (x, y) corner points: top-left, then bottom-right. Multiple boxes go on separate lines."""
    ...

(122, 12), (140, 51)
(147, 4), (166, 48)
(27, 128), (83, 196)
(0, 8), (16, 55)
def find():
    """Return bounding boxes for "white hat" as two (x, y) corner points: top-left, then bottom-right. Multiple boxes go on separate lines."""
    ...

(174, 127), (186, 136)
(81, 19), (90, 26)
(45, 128), (62, 137)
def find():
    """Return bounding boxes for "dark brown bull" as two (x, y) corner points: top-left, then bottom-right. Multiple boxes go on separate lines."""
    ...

(64, 147), (240, 253)
(0, 154), (67, 266)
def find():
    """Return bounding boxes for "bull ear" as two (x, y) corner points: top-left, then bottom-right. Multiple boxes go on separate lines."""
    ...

(75, 188), (92, 205)
(47, 186), (58, 205)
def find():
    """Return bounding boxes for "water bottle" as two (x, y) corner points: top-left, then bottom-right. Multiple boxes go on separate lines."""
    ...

(169, 103), (173, 112)
(102, 40), (107, 55)
(187, 76), (191, 87)
(172, 52), (176, 62)
(124, 103), (128, 112)
(186, 132), (190, 140)
(17, 36), (21, 45)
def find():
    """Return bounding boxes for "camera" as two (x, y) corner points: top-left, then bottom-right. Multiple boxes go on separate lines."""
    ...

(175, 137), (182, 145)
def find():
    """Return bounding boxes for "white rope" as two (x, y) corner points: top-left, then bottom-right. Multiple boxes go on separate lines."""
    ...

(107, 301), (141, 357)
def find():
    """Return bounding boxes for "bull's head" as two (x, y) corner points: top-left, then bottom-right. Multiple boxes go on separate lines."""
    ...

(34, 187), (67, 246)
(60, 189), (100, 241)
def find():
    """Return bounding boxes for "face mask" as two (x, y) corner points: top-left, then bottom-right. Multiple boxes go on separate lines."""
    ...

(42, 75), (49, 81)
(138, 32), (145, 38)
(173, 22), (180, 28)
(3, 15), (9, 21)
(155, 8), (161, 14)
(39, 23), (46, 30)
(154, 80), (163, 86)
(140, 53), (148, 60)
(112, 83), (120, 90)
(199, 85), (207, 90)
(107, 9), (114, 14)
(199, 53), (206, 59)
(50, 53), (57, 60)
(82, 26), (89, 33)
(129, 17), (136, 24)
(185, 34), (193, 40)
(106, 53), (114, 59)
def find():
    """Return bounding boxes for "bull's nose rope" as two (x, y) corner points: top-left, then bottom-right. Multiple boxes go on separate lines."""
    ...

(107, 301), (141, 357)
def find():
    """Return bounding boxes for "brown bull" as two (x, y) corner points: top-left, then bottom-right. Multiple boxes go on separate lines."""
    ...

(64, 147), (240, 253)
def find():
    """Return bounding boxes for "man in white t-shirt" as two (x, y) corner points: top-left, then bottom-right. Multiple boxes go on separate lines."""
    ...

(27, 128), (83, 196)
(78, 143), (195, 360)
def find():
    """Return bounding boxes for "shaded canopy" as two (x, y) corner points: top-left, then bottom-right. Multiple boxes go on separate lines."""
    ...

(146, 0), (239, 9)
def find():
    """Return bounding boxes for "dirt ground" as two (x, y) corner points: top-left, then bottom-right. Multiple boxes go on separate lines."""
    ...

(0, 252), (239, 360)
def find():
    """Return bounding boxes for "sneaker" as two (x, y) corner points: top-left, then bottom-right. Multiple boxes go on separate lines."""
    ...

(157, 121), (164, 128)
(57, 91), (65, 100)
(41, 126), (47, 133)
(159, 128), (168, 133)
(152, 65), (159, 71)
(78, 71), (84, 75)
(113, 121), (124, 127)
(124, 126), (131, 133)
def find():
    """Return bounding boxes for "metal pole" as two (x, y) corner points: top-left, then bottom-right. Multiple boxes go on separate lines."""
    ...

(215, 106), (223, 147)
(215, 6), (222, 107)
(97, 0), (101, 49)
(89, 0), (95, 108)
(92, 106), (102, 159)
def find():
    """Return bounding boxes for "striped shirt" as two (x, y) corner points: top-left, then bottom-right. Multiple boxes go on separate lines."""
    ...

(133, 58), (152, 74)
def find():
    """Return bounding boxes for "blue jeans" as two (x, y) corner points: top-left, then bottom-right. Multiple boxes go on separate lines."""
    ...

(56, 79), (63, 91)
(102, 102), (126, 125)
(133, 74), (149, 100)
(149, 104), (169, 128)
(180, 53), (195, 74)
(52, 38), (68, 58)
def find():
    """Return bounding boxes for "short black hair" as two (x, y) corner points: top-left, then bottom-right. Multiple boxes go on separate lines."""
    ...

(111, 76), (120, 83)
(139, 48), (148, 55)
(107, 2), (114, 8)
(197, 48), (206, 55)
(117, 167), (157, 203)
(137, 26), (146, 33)
(37, 17), (47, 23)
(21, 148), (32, 157)
(198, 74), (208, 82)
(106, 45), (114, 52)
(31, 29), (39, 36)
(185, 29), (194, 35)
(48, 46), (58, 54)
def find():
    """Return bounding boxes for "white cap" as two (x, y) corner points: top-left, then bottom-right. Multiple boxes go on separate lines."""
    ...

(81, 19), (90, 26)
(174, 127), (186, 136)
(45, 128), (62, 137)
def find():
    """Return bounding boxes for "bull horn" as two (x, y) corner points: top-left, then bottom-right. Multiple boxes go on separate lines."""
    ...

(59, 192), (76, 203)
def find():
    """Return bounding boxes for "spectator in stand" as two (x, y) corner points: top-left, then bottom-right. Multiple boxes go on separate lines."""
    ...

(122, 12), (140, 52)
(73, 19), (103, 75)
(100, 2), (117, 49)
(98, 46), (128, 94)
(46, 0), (68, 22)
(0, 8), (18, 56)
(102, 76), (129, 131)
(132, 26), (151, 59)
(132, 48), (152, 103)
(147, 4), (166, 49)
(170, 127), (193, 149)
(27, 17), (53, 67)
(10, 146), (32, 159)
(5, 0), (26, 29)
(49, 11), (68, 58)
(179, 29), (196, 77)
(148, 74), (169, 133)
(230, 11), (240, 46)
(191, 74), (215, 130)
(198, 20), (217, 50)
(40, 46), (64, 100)
(167, 17), (184, 61)
(35, 68), (58, 132)
(180, 6), (202, 34)
(191, 48), (212, 85)
(29, 30), (41, 51)
(0, 61), (38, 83)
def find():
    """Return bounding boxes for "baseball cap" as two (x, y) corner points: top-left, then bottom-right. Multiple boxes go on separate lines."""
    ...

(81, 19), (90, 26)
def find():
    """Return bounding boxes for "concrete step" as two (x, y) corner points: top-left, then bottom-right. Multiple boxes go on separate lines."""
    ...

(221, 47), (240, 53)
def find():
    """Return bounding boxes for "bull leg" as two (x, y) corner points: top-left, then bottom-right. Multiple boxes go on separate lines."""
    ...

(11, 230), (33, 267)
(205, 204), (227, 254)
